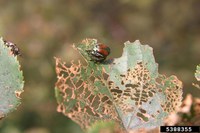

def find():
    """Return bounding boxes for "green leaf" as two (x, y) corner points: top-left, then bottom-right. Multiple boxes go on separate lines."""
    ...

(0, 38), (24, 119)
(55, 39), (183, 131)
(107, 41), (182, 130)
(193, 64), (200, 89)
(87, 121), (121, 133)
(195, 64), (200, 81)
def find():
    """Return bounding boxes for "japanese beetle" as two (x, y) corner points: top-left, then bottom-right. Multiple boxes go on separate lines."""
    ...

(87, 43), (110, 63)
(3, 40), (21, 56)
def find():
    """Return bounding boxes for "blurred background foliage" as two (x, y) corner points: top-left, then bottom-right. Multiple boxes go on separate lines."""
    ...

(0, 0), (200, 133)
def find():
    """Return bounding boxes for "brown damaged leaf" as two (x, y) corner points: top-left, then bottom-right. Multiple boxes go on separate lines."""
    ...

(160, 75), (183, 113)
(55, 39), (183, 131)
(107, 40), (182, 130)
(15, 90), (23, 99)
(165, 94), (200, 126)
(109, 63), (182, 115)
(55, 57), (120, 129)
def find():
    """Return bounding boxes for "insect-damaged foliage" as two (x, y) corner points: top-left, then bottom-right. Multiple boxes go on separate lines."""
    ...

(195, 64), (200, 81)
(193, 64), (200, 89)
(0, 38), (24, 120)
(55, 39), (182, 131)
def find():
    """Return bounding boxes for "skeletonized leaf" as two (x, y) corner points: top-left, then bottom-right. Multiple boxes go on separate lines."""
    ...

(55, 39), (183, 131)
(0, 38), (24, 119)
(107, 40), (182, 130)
(55, 39), (119, 129)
